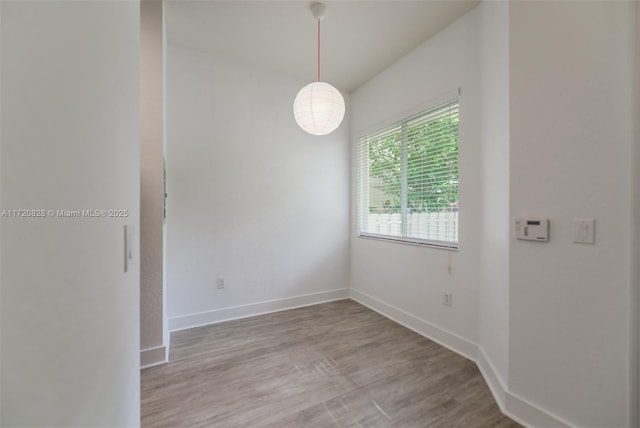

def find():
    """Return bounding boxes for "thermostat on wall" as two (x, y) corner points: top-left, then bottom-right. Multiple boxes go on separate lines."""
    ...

(515, 218), (549, 242)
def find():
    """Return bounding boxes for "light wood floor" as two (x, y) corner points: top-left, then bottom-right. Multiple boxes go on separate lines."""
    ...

(142, 300), (520, 427)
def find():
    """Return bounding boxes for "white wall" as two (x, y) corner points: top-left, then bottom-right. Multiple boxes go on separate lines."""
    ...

(140, 0), (166, 368)
(349, 5), (483, 357)
(166, 46), (350, 330)
(162, 1), (636, 426)
(350, 1), (636, 426)
(508, 2), (634, 426)
(477, 0), (510, 394)
(1, 1), (140, 426)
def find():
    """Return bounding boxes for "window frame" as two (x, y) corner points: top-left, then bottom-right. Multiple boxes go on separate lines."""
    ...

(356, 96), (460, 250)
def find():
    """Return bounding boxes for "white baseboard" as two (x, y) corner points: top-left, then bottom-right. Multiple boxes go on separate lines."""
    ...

(168, 288), (349, 332)
(350, 288), (571, 428)
(476, 347), (508, 408)
(140, 345), (167, 369)
(504, 391), (571, 428)
(349, 288), (477, 361)
(476, 348), (571, 428)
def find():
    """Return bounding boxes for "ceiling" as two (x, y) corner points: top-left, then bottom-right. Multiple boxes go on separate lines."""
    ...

(165, 1), (480, 93)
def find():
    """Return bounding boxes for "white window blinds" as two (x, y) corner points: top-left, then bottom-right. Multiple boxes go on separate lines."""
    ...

(357, 99), (459, 248)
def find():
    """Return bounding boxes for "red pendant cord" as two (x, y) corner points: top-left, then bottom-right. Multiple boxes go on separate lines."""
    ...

(317, 19), (321, 82)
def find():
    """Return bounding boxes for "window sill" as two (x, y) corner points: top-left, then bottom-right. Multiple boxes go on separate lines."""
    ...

(357, 233), (459, 251)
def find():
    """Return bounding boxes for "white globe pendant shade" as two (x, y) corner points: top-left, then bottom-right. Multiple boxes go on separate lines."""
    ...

(293, 81), (345, 136)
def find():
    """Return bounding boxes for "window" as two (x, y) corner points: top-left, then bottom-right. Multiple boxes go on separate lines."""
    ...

(357, 99), (459, 248)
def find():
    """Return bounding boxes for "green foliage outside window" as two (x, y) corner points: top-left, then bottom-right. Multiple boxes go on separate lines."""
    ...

(367, 115), (459, 214)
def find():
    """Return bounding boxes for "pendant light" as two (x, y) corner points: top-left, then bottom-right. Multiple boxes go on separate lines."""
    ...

(293, 2), (345, 136)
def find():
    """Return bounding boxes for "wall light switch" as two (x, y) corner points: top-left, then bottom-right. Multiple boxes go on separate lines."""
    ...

(573, 218), (595, 244)
(124, 225), (134, 272)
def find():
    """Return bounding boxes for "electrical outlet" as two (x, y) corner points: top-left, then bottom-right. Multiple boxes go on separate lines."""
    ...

(216, 277), (225, 289)
(442, 292), (453, 306)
